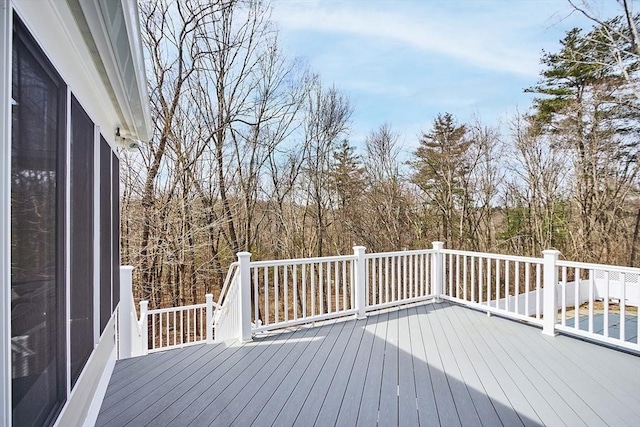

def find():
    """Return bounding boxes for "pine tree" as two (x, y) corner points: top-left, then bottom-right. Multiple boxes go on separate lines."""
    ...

(526, 17), (639, 262)
(411, 113), (471, 247)
(330, 139), (365, 253)
(331, 139), (365, 210)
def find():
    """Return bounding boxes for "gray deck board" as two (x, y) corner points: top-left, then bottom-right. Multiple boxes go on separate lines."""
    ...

(437, 304), (503, 427)
(291, 318), (357, 427)
(149, 337), (270, 426)
(429, 304), (482, 427)
(272, 320), (347, 426)
(228, 325), (322, 427)
(249, 321), (341, 427)
(313, 317), (367, 427)
(122, 341), (242, 426)
(333, 315), (377, 427)
(540, 329), (640, 423)
(464, 309), (563, 426)
(443, 305), (525, 427)
(378, 308), (399, 427)
(397, 308), (419, 427)
(481, 313), (581, 426)
(407, 306), (440, 426)
(416, 305), (461, 427)
(95, 301), (640, 427)
(194, 327), (306, 426)
(99, 344), (226, 426)
(508, 322), (611, 426)
(356, 310), (388, 427)
(100, 345), (202, 414)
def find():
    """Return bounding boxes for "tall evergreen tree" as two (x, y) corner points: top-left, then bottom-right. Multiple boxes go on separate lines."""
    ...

(329, 139), (365, 253)
(526, 17), (639, 262)
(331, 139), (365, 210)
(411, 113), (471, 247)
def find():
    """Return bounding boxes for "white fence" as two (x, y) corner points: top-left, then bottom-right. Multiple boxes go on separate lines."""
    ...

(555, 261), (640, 350)
(365, 249), (436, 311)
(119, 243), (640, 357)
(213, 261), (243, 342)
(439, 250), (545, 326)
(248, 253), (359, 333)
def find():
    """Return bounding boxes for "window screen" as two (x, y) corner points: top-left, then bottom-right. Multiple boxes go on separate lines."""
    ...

(11, 15), (67, 426)
(70, 96), (94, 387)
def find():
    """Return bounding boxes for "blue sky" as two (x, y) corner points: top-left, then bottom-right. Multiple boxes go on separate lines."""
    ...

(270, 0), (624, 150)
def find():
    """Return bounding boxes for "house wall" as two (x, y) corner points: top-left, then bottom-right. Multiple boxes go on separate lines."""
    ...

(11, 1), (123, 143)
(1, 1), (145, 425)
(54, 314), (117, 427)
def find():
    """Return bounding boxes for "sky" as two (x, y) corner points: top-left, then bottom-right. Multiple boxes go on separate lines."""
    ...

(270, 0), (625, 150)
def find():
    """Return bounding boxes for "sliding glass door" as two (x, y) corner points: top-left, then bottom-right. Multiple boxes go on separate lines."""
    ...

(10, 17), (66, 426)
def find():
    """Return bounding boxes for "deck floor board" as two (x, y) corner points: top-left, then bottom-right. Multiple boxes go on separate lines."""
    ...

(443, 305), (526, 427)
(228, 324), (322, 427)
(95, 302), (640, 427)
(313, 317), (367, 427)
(355, 310), (388, 427)
(333, 315), (377, 427)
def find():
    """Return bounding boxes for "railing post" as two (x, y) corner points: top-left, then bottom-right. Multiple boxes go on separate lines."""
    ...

(118, 266), (134, 359)
(139, 300), (149, 356)
(432, 242), (444, 302)
(237, 252), (253, 342)
(353, 246), (367, 319)
(542, 250), (560, 337)
(205, 293), (214, 344)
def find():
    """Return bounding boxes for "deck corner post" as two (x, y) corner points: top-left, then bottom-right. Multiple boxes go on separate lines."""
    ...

(237, 251), (253, 343)
(432, 242), (445, 302)
(353, 246), (367, 319)
(119, 265), (134, 359)
(205, 293), (214, 344)
(542, 250), (560, 337)
(138, 300), (149, 356)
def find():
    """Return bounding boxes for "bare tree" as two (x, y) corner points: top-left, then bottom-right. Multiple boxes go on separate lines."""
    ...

(362, 124), (414, 251)
(503, 114), (568, 256)
(299, 79), (352, 257)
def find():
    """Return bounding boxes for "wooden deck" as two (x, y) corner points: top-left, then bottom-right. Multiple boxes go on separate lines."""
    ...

(96, 302), (640, 427)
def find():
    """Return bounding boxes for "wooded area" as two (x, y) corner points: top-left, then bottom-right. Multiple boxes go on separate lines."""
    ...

(120, 0), (639, 308)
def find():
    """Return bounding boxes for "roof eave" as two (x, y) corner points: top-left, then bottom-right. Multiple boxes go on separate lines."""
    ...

(75, 0), (152, 142)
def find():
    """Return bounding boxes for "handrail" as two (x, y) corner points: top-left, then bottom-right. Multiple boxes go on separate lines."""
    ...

(217, 262), (239, 307)
(441, 249), (542, 264)
(364, 249), (433, 259)
(147, 302), (207, 315)
(556, 259), (640, 274)
(249, 254), (355, 268)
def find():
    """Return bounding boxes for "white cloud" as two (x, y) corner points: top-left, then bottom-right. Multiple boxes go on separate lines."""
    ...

(269, 0), (624, 144)
(271, 0), (560, 78)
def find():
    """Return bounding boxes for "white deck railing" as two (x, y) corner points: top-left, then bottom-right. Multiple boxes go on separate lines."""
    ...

(439, 249), (545, 326)
(248, 254), (358, 333)
(145, 302), (209, 353)
(119, 243), (640, 357)
(213, 262), (242, 342)
(364, 249), (436, 311)
(555, 260), (640, 350)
